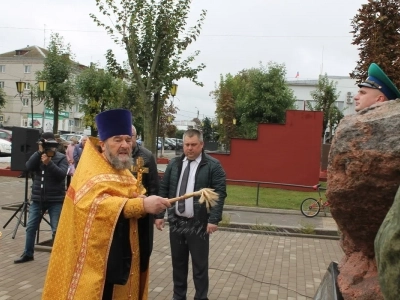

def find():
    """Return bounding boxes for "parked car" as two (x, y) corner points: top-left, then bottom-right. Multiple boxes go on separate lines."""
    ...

(0, 129), (12, 142)
(0, 139), (11, 155)
(157, 137), (175, 150)
(60, 134), (84, 143)
(164, 138), (176, 150)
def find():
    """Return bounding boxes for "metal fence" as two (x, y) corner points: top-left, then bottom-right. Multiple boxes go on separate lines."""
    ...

(226, 179), (314, 206)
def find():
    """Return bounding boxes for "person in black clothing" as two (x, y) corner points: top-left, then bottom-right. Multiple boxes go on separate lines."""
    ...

(155, 129), (227, 300)
(14, 132), (68, 264)
(131, 125), (159, 276)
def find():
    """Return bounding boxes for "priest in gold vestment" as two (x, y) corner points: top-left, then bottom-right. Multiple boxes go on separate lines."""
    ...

(42, 109), (170, 300)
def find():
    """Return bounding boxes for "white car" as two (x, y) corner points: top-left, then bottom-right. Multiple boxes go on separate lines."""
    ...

(0, 139), (11, 154)
(60, 134), (84, 143)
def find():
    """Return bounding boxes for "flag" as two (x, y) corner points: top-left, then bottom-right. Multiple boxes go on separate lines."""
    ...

(295, 71), (299, 78)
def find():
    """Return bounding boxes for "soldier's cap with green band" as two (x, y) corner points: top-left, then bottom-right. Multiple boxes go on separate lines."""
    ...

(358, 63), (400, 100)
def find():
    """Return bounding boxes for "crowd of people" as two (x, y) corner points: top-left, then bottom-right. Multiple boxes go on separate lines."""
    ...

(10, 61), (399, 299)
(12, 108), (226, 300)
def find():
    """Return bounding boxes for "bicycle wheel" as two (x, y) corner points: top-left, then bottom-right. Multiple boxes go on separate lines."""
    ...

(300, 198), (320, 217)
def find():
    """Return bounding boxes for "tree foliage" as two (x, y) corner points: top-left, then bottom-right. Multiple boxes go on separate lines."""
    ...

(350, 0), (400, 87)
(158, 101), (177, 138)
(212, 75), (236, 149)
(200, 117), (213, 141)
(36, 33), (75, 133)
(91, 0), (206, 153)
(212, 62), (296, 143)
(76, 64), (129, 136)
(0, 88), (6, 110)
(175, 129), (185, 139)
(307, 74), (343, 140)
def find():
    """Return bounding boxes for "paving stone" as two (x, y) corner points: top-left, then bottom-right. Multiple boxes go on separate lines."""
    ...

(0, 176), (344, 299)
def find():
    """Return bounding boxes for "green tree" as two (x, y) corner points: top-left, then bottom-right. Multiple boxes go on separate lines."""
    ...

(307, 74), (343, 140)
(158, 102), (177, 138)
(91, 0), (206, 154)
(36, 33), (75, 133)
(212, 75), (236, 149)
(176, 129), (185, 139)
(165, 124), (177, 139)
(350, 0), (400, 87)
(76, 64), (129, 136)
(236, 63), (296, 127)
(212, 62), (296, 141)
(201, 117), (213, 141)
(0, 88), (6, 110)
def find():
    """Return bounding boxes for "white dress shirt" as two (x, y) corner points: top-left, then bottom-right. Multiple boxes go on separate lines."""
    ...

(175, 154), (201, 217)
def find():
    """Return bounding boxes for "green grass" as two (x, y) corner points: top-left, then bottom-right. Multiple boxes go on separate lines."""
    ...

(298, 221), (316, 234)
(225, 183), (327, 210)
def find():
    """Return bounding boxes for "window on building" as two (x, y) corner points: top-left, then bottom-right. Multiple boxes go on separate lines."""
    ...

(24, 65), (31, 73)
(295, 100), (305, 110)
(25, 82), (31, 90)
(0, 81), (4, 88)
(22, 119), (28, 127)
(0, 65), (5, 73)
(22, 98), (29, 107)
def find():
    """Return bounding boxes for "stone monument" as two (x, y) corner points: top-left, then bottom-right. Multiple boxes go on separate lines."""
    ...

(327, 100), (400, 299)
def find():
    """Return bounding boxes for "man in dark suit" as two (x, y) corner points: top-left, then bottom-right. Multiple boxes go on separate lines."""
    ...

(131, 125), (159, 274)
(155, 129), (227, 300)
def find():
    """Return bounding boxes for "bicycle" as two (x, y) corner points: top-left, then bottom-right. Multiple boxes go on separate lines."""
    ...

(300, 184), (330, 217)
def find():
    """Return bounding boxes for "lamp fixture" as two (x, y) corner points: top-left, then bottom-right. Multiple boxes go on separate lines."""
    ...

(170, 83), (178, 97)
(16, 81), (26, 94)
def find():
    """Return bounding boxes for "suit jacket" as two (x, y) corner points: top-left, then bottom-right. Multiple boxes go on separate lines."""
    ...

(156, 151), (227, 225)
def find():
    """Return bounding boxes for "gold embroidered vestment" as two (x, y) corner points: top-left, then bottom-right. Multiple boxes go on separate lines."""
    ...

(42, 138), (148, 299)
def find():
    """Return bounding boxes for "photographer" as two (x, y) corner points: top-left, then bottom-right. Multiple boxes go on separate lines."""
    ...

(14, 132), (68, 264)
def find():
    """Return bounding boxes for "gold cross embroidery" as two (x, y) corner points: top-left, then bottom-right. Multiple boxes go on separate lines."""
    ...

(131, 157), (149, 193)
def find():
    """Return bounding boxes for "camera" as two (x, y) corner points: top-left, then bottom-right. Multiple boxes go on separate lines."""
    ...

(38, 138), (59, 157)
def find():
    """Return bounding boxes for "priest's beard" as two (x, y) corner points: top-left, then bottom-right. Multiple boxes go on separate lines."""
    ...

(104, 143), (133, 170)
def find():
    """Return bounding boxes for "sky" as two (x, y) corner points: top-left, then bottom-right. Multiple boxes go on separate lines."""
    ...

(1, 0), (368, 121)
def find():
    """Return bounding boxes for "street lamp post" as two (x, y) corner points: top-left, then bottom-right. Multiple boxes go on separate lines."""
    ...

(170, 83), (178, 98)
(156, 83), (178, 158)
(16, 80), (47, 128)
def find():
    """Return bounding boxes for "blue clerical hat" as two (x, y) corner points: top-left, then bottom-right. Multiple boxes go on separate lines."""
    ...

(358, 63), (400, 100)
(95, 109), (132, 141)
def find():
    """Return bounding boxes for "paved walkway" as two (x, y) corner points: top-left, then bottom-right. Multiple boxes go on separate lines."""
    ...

(0, 176), (343, 299)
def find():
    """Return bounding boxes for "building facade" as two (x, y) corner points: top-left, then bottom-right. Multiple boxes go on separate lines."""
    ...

(287, 75), (359, 116)
(0, 45), (85, 133)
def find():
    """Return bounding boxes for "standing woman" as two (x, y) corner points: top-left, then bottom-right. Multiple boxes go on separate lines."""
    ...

(65, 137), (78, 189)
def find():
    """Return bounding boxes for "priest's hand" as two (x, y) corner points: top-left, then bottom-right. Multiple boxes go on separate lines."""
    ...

(143, 195), (170, 215)
(155, 219), (165, 231)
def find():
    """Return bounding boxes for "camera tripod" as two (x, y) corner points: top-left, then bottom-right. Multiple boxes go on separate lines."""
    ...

(3, 172), (31, 239)
(3, 172), (52, 239)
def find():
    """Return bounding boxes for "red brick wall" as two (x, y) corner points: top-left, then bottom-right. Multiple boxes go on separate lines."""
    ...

(209, 110), (323, 189)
